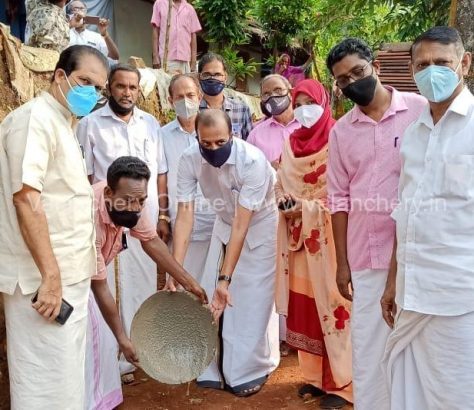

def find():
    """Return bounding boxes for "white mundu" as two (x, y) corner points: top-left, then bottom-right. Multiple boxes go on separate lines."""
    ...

(176, 137), (280, 390)
(385, 88), (474, 409)
(161, 119), (215, 283)
(76, 103), (168, 377)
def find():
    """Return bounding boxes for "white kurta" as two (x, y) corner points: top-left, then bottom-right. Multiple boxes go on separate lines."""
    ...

(76, 104), (168, 379)
(177, 138), (280, 389)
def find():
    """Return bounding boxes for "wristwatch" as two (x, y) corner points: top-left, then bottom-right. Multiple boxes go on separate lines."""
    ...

(158, 214), (171, 223)
(218, 275), (232, 284)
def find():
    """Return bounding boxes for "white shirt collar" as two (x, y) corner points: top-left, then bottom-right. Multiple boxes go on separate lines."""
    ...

(419, 87), (473, 129)
(100, 102), (143, 123)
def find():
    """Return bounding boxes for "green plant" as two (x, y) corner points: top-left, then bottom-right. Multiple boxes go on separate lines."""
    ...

(221, 47), (261, 85)
(253, 0), (315, 55)
(194, 0), (252, 49)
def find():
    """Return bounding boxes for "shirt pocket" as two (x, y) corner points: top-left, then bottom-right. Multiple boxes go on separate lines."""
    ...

(139, 137), (153, 164)
(440, 155), (474, 199)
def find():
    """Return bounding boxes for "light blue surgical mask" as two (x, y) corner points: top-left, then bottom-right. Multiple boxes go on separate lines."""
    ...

(59, 74), (100, 117)
(413, 61), (462, 103)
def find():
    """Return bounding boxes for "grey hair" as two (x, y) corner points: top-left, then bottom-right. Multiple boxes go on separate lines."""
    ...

(260, 74), (292, 92)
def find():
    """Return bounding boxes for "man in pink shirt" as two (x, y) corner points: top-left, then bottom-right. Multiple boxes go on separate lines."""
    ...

(247, 74), (300, 169)
(86, 156), (207, 409)
(151, 0), (201, 74)
(325, 38), (426, 409)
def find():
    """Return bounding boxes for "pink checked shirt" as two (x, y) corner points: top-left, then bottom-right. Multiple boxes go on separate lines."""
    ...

(327, 87), (426, 271)
(93, 182), (157, 280)
(247, 117), (301, 162)
(150, 0), (202, 62)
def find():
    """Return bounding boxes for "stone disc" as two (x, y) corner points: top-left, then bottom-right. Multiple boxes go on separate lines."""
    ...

(131, 291), (218, 384)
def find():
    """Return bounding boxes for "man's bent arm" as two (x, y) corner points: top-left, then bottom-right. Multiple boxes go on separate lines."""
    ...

(157, 173), (171, 243)
(141, 234), (207, 303)
(13, 185), (62, 318)
(219, 205), (253, 279)
(103, 33), (120, 60)
(172, 201), (195, 264)
(91, 279), (128, 343)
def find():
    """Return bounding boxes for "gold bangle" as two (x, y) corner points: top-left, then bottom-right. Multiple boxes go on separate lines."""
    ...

(158, 215), (171, 223)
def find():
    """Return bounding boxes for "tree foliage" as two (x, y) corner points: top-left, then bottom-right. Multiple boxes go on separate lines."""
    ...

(194, 0), (451, 88)
(251, 0), (450, 86)
(252, 0), (315, 53)
(194, 0), (252, 48)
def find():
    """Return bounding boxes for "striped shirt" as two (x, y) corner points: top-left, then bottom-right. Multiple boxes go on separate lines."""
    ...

(200, 96), (253, 140)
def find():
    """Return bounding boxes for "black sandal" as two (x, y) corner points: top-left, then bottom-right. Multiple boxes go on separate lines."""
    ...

(233, 384), (262, 397)
(297, 384), (325, 398)
(320, 394), (348, 409)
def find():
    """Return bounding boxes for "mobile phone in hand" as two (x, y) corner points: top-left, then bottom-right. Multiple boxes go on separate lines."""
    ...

(31, 292), (74, 325)
(83, 15), (101, 25)
(278, 198), (296, 211)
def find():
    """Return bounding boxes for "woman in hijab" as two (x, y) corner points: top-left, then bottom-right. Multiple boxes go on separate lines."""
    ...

(274, 53), (312, 87)
(275, 79), (353, 409)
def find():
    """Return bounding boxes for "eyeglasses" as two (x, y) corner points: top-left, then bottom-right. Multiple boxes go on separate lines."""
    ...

(200, 73), (225, 81)
(335, 60), (373, 89)
(71, 6), (87, 12)
(261, 87), (289, 101)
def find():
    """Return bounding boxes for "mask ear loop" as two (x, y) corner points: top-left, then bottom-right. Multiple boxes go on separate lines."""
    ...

(56, 70), (74, 108)
(452, 57), (464, 87)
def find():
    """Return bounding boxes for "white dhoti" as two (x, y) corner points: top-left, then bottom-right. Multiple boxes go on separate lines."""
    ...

(383, 309), (474, 410)
(111, 190), (159, 375)
(351, 269), (391, 410)
(197, 217), (280, 390)
(109, 233), (158, 375)
(84, 292), (122, 410)
(3, 279), (90, 410)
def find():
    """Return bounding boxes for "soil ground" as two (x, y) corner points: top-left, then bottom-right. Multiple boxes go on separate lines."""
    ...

(120, 352), (352, 410)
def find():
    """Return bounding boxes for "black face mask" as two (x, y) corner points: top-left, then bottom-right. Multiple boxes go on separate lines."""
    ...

(262, 94), (291, 116)
(260, 100), (271, 117)
(341, 75), (377, 107)
(108, 95), (135, 116)
(200, 79), (226, 96)
(199, 138), (233, 168)
(107, 208), (141, 229)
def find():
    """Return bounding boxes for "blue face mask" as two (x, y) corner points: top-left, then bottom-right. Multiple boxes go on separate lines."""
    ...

(414, 62), (462, 103)
(200, 79), (225, 96)
(198, 138), (233, 168)
(59, 74), (100, 117)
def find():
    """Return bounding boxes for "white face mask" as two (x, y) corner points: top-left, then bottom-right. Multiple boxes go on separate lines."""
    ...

(174, 97), (200, 120)
(294, 104), (324, 128)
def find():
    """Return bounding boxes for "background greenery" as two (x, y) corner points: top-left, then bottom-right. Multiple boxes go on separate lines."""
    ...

(194, 0), (450, 89)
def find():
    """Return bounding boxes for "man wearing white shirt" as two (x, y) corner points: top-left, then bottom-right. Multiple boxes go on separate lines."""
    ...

(172, 109), (279, 397)
(67, 1), (119, 62)
(76, 64), (169, 379)
(161, 74), (215, 285)
(381, 26), (474, 410)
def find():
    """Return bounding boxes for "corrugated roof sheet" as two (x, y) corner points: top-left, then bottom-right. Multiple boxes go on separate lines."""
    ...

(377, 42), (419, 93)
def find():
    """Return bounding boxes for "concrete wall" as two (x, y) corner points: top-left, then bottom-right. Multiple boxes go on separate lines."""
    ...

(114, 0), (154, 66)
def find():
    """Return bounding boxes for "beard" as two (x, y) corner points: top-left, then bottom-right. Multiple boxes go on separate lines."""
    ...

(108, 95), (135, 116)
